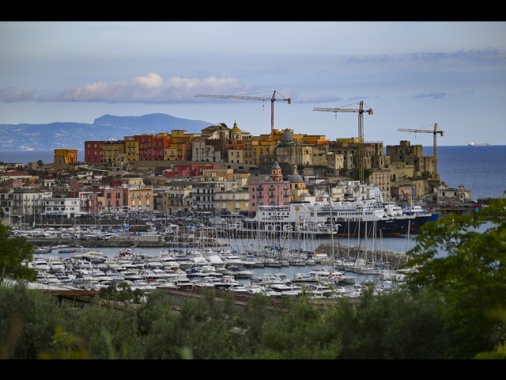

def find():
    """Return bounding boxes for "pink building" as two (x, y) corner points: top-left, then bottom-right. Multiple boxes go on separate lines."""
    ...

(248, 161), (291, 217)
(103, 187), (125, 212)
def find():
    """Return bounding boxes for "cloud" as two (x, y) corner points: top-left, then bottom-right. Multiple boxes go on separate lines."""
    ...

(414, 92), (447, 100)
(3, 73), (244, 104)
(347, 55), (394, 64)
(0, 87), (37, 102)
(1, 47), (503, 108)
(411, 48), (503, 66)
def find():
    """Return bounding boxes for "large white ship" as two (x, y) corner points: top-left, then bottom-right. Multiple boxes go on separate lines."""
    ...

(468, 142), (490, 146)
(241, 189), (431, 238)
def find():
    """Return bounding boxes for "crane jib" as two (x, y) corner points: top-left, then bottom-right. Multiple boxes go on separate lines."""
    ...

(195, 91), (291, 138)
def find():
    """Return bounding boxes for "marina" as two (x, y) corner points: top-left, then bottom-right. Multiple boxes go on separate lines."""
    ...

(25, 225), (416, 299)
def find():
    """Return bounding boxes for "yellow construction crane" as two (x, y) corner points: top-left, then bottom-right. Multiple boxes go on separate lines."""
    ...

(313, 101), (373, 183)
(401, 189), (412, 206)
(398, 123), (444, 180)
(195, 91), (291, 139)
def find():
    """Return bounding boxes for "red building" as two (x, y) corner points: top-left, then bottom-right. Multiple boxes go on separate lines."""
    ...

(84, 141), (105, 164)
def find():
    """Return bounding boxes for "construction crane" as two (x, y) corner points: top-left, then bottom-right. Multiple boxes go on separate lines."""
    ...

(398, 123), (444, 180)
(313, 101), (373, 183)
(195, 91), (291, 139)
(401, 189), (412, 206)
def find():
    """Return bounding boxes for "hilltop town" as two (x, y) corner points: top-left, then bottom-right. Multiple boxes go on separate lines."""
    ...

(0, 121), (476, 226)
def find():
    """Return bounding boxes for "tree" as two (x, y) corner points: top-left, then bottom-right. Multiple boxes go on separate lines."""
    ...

(330, 288), (449, 359)
(403, 196), (506, 358)
(0, 282), (66, 359)
(0, 224), (37, 282)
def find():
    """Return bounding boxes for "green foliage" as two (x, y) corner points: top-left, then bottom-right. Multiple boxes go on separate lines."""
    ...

(474, 307), (506, 359)
(404, 197), (506, 358)
(173, 290), (242, 359)
(0, 282), (64, 359)
(0, 224), (37, 282)
(475, 343), (506, 359)
(232, 293), (272, 356)
(348, 168), (373, 181)
(60, 306), (143, 359)
(257, 297), (342, 359)
(39, 325), (91, 359)
(98, 281), (144, 303)
(330, 288), (449, 359)
(136, 291), (187, 359)
(136, 288), (245, 359)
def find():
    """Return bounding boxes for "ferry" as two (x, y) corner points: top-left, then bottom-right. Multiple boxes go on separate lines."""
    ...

(241, 190), (431, 238)
(468, 142), (489, 146)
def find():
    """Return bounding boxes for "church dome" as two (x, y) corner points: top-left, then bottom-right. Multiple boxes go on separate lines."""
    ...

(288, 172), (303, 183)
(280, 128), (294, 143)
(231, 121), (241, 134)
(287, 164), (303, 183)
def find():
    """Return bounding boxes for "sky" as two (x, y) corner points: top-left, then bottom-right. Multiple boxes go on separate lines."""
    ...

(1, 21), (505, 146)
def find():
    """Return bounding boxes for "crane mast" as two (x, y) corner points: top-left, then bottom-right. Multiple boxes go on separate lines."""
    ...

(397, 123), (444, 180)
(313, 101), (373, 183)
(195, 91), (291, 139)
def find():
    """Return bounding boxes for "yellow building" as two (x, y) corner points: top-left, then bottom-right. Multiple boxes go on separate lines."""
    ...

(251, 138), (278, 165)
(165, 130), (200, 161)
(53, 149), (78, 168)
(102, 141), (125, 163)
(123, 186), (154, 212)
(124, 136), (140, 161)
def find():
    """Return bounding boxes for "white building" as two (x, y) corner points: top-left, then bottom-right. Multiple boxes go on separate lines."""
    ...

(41, 197), (81, 219)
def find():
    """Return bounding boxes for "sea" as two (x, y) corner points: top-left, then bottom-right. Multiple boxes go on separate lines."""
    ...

(2, 145), (505, 201)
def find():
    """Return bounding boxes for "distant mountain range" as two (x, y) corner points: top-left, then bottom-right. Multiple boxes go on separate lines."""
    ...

(0, 113), (214, 151)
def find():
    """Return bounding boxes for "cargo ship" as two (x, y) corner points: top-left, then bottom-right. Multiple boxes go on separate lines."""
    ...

(468, 142), (489, 146)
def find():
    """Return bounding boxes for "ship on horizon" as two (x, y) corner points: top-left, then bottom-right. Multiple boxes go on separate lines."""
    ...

(468, 142), (490, 146)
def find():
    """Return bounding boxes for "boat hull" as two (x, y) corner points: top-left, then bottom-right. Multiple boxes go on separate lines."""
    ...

(407, 213), (440, 233)
(333, 218), (411, 237)
(238, 217), (412, 238)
